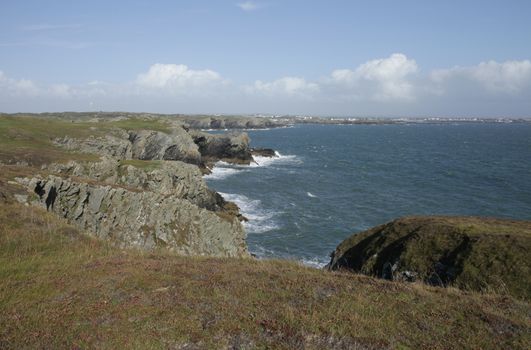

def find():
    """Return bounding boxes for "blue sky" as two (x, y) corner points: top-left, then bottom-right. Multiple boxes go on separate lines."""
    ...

(1, 0), (531, 116)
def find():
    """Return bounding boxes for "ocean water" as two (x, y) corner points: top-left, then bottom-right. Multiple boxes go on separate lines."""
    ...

(205, 123), (531, 267)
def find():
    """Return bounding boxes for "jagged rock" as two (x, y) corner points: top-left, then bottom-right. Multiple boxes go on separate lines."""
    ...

(251, 148), (276, 157)
(327, 216), (531, 299)
(54, 127), (202, 165)
(16, 175), (248, 257)
(128, 128), (201, 164)
(53, 123), (255, 168)
(54, 130), (133, 159)
(397, 270), (417, 282)
(46, 159), (228, 212)
(381, 262), (393, 280)
(190, 130), (252, 164)
(182, 116), (288, 130)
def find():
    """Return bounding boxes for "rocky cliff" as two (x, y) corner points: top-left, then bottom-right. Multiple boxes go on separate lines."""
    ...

(180, 115), (289, 130)
(16, 158), (247, 257)
(190, 130), (253, 165)
(11, 119), (257, 257)
(328, 216), (531, 299)
(54, 124), (254, 167)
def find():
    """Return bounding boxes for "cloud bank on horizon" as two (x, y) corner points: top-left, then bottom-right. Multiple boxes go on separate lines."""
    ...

(2, 0), (530, 117)
(1, 53), (530, 117)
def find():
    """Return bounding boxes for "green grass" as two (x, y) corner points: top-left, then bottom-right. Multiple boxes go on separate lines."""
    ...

(331, 216), (531, 300)
(107, 118), (171, 132)
(0, 116), (104, 165)
(0, 115), (171, 166)
(1, 203), (530, 349)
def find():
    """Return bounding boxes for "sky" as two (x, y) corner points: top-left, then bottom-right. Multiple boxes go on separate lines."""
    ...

(1, 0), (531, 117)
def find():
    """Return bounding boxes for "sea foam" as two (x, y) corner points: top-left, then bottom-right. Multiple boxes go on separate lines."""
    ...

(203, 165), (243, 180)
(219, 192), (279, 234)
(204, 152), (300, 180)
(250, 151), (300, 167)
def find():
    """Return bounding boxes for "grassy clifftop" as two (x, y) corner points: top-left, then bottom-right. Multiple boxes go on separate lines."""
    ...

(1, 114), (530, 348)
(328, 216), (531, 300)
(1, 202), (530, 349)
(0, 115), (172, 166)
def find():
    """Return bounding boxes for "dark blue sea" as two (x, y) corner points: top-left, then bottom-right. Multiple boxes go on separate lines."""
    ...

(205, 123), (531, 267)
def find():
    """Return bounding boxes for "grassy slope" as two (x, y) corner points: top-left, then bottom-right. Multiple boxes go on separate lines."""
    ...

(1, 203), (530, 349)
(331, 216), (531, 300)
(0, 115), (170, 166)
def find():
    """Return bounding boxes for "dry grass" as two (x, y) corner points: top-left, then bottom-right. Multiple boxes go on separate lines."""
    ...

(1, 202), (530, 349)
(332, 216), (531, 300)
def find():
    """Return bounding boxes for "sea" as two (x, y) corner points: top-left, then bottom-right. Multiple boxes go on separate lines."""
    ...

(204, 122), (531, 268)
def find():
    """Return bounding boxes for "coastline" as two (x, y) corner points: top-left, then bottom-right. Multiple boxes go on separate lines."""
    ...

(1, 113), (530, 348)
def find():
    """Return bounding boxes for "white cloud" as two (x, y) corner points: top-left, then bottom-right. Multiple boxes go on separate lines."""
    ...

(0, 71), (40, 96)
(432, 60), (531, 93)
(237, 1), (260, 12)
(247, 77), (319, 97)
(48, 84), (73, 98)
(329, 53), (419, 101)
(1, 57), (531, 116)
(136, 63), (224, 94)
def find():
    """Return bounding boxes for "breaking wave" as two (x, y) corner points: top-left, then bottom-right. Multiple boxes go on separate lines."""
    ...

(219, 192), (279, 234)
(250, 151), (300, 167)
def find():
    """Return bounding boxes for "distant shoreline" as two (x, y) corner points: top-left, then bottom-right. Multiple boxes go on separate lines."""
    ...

(1, 111), (530, 132)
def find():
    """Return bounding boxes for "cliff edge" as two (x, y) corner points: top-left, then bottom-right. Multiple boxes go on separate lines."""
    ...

(328, 216), (531, 300)
(1, 115), (253, 257)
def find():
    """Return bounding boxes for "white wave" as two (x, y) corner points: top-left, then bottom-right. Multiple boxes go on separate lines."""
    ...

(219, 192), (279, 234)
(300, 257), (328, 269)
(203, 165), (242, 180)
(249, 245), (278, 259)
(307, 192), (317, 198)
(250, 151), (301, 167)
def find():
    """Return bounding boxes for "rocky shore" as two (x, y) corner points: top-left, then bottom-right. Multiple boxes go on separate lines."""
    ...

(1, 114), (530, 348)
(4, 115), (268, 257)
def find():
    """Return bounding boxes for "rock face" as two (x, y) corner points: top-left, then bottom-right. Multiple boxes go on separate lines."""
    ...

(54, 126), (254, 167)
(190, 130), (253, 164)
(128, 129), (201, 165)
(182, 116), (289, 130)
(17, 120), (267, 257)
(328, 216), (531, 299)
(55, 132), (133, 159)
(45, 158), (226, 211)
(17, 161), (248, 257)
(251, 148), (276, 158)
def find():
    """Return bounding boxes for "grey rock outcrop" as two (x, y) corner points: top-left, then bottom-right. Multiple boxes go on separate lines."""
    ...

(128, 129), (201, 164)
(190, 130), (253, 164)
(182, 116), (289, 130)
(46, 158), (226, 211)
(17, 174), (248, 257)
(53, 125), (254, 167)
(55, 131), (133, 159)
